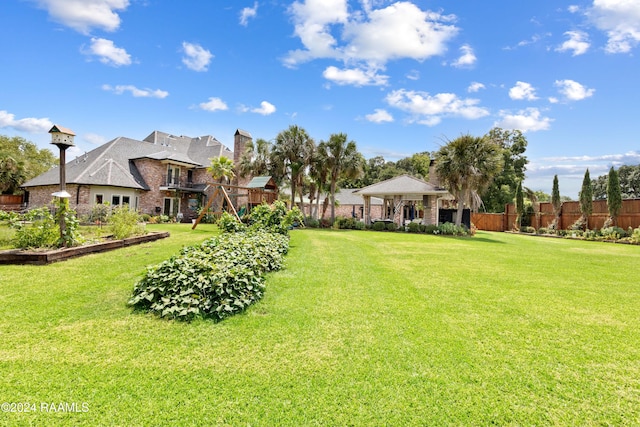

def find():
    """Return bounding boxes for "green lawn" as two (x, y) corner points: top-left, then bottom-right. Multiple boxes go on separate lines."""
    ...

(1, 226), (639, 426)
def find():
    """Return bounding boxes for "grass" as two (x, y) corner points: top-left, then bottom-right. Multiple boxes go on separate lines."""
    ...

(1, 226), (639, 426)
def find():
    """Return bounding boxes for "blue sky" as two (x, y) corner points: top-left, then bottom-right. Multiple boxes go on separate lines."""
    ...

(1, 0), (639, 198)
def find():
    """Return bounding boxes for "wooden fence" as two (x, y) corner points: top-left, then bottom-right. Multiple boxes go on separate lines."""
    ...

(472, 198), (640, 232)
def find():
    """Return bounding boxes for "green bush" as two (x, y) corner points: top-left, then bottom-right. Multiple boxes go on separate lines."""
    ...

(386, 222), (397, 232)
(601, 226), (627, 240)
(371, 221), (386, 231)
(437, 222), (468, 236)
(217, 211), (247, 233)
(249, 201), (303, 235)
(407, 222), (421, 233)
(631, 227), (640, 244)
(108, 205), (146, 240)
(334, 216), (359, 230)
(128, 230), (289, 322)
(11, 208), (58, 249)
(89, 203), (110, 224)
(304, 216), (320, 228)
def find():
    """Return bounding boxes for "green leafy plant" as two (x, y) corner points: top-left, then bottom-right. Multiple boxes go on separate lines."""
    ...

(372, 221), (387, 231)
(407, 222), (421, 233)
(128, 230), (289, 321)
(108, 205), (145, 240)
(217, 211), (247, 233)
(55, 198), (83, 247)
(11, 208), (58, 249)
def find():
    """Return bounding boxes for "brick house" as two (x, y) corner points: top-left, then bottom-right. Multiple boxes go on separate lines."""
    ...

(22, 129), (252, 222)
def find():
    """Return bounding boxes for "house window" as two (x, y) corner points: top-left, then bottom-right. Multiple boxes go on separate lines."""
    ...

(167, 165), (180, 185)
(122, 196), (131, 206)
(95, 194), (104, 204)
(187, 169), (193, 184)
(112, 195), (121, 205)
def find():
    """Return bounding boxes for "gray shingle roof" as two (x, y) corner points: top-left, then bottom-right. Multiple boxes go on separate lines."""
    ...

(22, 131), (233, 190)
(353, 174), (449, 198)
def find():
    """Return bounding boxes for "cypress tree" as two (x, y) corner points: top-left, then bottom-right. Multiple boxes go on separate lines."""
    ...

(607, 166), (622, 226)
(551, 175), (561, 229)
(579, 169), (593, 229)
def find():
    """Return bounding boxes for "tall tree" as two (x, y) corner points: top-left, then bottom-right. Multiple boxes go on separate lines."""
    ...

(0, 135), (57, 194)
(593, 164), (640, 199)
(515, 180), (524, 230)
(237, 138), (273, 179)
(321, 133), (363, 224)
(480, 128), (528, 212)
(551, 175), (561, 229)
(434, 134), (504, 227)
(308, 143), (329, 220)
(271, 125), (314, 209)
(607, 166), (622, 226)
(579, 169), (593, 229)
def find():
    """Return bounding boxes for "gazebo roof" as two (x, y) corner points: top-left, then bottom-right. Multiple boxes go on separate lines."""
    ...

(353, 174), (450, 199)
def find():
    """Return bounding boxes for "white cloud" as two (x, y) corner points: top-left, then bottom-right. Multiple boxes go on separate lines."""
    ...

(406, 70), (420, 80)
(495, 108), (553, 132)
(548, 96), (559, 104)
(199, 97), (228, 112)
(182, 42), (213, 72)
(588, 0), (640, 53)
(34, 0), (129, 34)
(251, 101), (277, 115)
(467, 82), (485, 93)
(556, 30), (590, 56)
(365, 109), (394, 123)
(240, 2), (258, 26)
(0, 110), (53, 133)
(84, 37), (131, 67)
(102, 84), (168, 98)
(285, 1), (458, 86)
(451, 44), (476, 68)
(323, 66), (388, 86)
(385, 89), (489, 126)
(509, 81), (538, 101)
(568, 5), (581, 13)
(555, 79), (595, 100)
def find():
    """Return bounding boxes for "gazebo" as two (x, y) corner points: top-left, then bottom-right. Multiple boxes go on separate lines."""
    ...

(354, 174), (452, 227)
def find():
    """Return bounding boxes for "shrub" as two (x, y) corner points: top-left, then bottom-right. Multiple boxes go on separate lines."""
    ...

(631, 227), (640, 244)
(522, 226), (536, 234)
(11, 208), (59, 249)
(334, 216), (359, 230)
(601, 226), (627, 240)
(89, 203), (110, 224)
(108, 205), (146, 240)
(386, 222), (397, 232)
(438, 222), (468, 236)
(217, 211), (247, 233)
(537, 227), (548, 235)
(407, 222), (421, 233)
(372, 221), (386, 231)
(140, 213), (151, 222)
(249, 201), (303, 235)
(128, 230), (289, 322)
(304, 216), (319, 228)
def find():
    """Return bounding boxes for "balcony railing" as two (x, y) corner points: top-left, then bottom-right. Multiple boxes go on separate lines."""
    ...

(161, 179), (196, 188)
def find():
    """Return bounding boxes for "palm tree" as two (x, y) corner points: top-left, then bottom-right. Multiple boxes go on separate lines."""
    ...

(271, 125), (314, 210)
(238, 138), (272, 179)
(434, 134), (504, 227)
(323, 133), (363, 224)
(310, 142), (330, 220)
(208, 156), (236, 184)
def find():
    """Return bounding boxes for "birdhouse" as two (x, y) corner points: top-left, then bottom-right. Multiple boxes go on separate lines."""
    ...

(49, 124), (76, 148)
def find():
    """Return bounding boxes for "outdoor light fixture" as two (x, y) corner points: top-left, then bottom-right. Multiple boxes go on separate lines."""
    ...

(49, 125), (76, 245)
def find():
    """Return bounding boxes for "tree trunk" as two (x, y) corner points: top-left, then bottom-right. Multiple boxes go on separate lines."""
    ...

(455, 189), (465, 227)
(330, 181), (337, 224)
